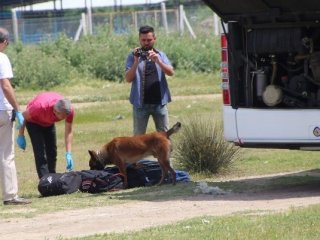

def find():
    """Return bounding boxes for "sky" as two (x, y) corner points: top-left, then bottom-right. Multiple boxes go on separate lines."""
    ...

(15, 0), (167, 11)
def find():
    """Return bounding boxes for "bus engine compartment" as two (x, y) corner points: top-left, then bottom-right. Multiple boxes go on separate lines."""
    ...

(240, 26), (320, 108)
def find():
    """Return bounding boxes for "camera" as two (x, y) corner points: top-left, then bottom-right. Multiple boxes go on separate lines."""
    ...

(133, 48), (149, 60)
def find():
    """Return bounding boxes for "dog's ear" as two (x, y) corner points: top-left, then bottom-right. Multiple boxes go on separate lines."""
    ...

(88, 150), (105, 170)
(88, 150), (97, 160)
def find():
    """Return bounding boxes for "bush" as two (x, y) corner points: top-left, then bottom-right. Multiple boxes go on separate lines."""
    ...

(174, 116), (241, 174)
(158, 32), (220, 73)
(77, 35), (128, 81)
(10, 45), (71, 90)
(6, 28), (220, 89)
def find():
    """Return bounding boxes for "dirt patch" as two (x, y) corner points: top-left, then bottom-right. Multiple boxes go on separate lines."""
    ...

(1, 170), (320, 240)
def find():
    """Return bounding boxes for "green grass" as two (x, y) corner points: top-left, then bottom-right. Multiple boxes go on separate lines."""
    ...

(16, 70), (220, 105)
(76, 204), (320, 240)
(2, 71), (320, 238)
(234, 148), (320, 176)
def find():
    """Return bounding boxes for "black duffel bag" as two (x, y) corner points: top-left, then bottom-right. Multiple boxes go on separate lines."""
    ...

(38, 171), (82, 197)
(79, 170), (124, 193)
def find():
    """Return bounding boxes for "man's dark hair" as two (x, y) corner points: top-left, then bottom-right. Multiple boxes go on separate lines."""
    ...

(0, 28), (9, 43)
(139, 25), (154, 35)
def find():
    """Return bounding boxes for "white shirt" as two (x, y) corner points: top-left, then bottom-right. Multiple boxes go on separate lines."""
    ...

(0, 52), (14, 110)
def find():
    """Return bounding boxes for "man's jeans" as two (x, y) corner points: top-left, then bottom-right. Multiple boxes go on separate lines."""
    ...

(133, 104), (169, 135)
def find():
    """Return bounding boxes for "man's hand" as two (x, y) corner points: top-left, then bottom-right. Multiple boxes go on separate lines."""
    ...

(16, 135), (26, 150)
(148, 50), (160, 63)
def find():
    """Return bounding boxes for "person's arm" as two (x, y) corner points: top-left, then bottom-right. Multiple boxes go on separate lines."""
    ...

(156, 59), (174, 76)
(65, 122), (73, 152)
(3, 79), (27, 150)
(0, 78), (20, 111)
(18, 110), (31, 135)
(125, 56), (139, 83)
(65, 121), (74, 171)
(149, 51), (174, 76)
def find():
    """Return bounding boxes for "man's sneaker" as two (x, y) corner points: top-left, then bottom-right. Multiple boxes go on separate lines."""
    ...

(3, 197), (31, 205)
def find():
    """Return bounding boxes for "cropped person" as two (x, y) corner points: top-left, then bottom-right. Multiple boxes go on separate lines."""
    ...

(125, 25), (174, 135)
(17, 92), (75, 178)
(0, 27), (31, 205)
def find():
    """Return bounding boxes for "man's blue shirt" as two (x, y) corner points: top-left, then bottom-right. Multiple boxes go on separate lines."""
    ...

(125, 50), (172, 108)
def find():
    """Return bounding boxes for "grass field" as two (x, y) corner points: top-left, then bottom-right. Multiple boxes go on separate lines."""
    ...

(80, 204), (320, 240)
(2, 71), (320, 239)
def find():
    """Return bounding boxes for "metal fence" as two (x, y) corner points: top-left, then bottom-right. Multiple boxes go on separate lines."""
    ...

(0, 5), (219, 44)
(92, 8), (179, 34)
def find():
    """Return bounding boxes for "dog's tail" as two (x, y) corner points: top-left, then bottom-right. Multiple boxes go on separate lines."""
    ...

(166, 122), (181, 138)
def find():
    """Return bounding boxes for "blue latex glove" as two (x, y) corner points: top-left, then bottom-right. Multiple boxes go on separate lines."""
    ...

(15, 111), (24, 130)
(65, 152), (74, 171)
(16, 135), (26, 150)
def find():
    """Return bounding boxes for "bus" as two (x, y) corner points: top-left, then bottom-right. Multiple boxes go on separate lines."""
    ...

(203, 0), (320, 150)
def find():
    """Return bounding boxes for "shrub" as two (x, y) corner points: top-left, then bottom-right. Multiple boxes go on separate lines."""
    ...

(11, 46), (71, 90)
(157, 32), (220, 73)
(6, 28), (220, 89)
(78, 40), (127, 81)
(174, 116), (241, 174)
(71, 30), (130, 81)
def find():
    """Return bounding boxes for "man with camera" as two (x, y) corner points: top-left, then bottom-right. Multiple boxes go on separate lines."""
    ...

(125, 25), (174, 135)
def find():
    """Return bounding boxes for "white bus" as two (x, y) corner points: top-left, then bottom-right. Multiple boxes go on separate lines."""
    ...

(203, 0), (320, 150)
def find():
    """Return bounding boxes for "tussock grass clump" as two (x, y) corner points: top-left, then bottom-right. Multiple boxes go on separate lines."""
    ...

(174, 116), (241, 174)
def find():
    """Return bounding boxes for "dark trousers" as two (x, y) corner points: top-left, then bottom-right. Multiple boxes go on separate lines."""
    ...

(26, 122), (57, 178)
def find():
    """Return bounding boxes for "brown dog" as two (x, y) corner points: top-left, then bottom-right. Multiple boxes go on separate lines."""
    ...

(88, 122), (181, 188)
